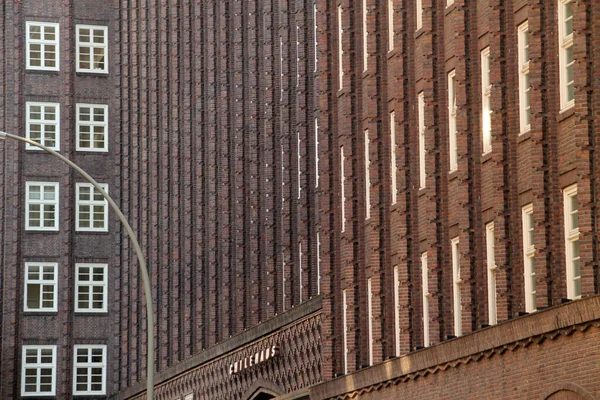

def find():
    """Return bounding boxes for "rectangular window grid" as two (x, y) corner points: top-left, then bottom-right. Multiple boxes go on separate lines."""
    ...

(518, 22), (531, 133)
(522, 204), (536, 312)
(26, 22), (59, 71)
(26, 182), (59, 231)
(481, 47), (492, 153)
(21, 345), (56, 396)
(76, 25), (108, 73)
(76, 183), (108, 232)
(73, 345), (107, 395)
(486, 222), (497, 325)
(558, 0), (575, 110)
(24, 263), (58, 312)
(448, 70), (458, 172)
(564, 185), (580, 299)
(76, 104), (108, 152)
(451, 237), (462, 336)
(26, 102), (60, 150)
(75, 264), (108, 313)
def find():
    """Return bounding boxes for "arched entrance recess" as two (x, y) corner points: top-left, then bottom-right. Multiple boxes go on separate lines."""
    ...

(242, 379), (284, 400)
(248, 389), (277, 400)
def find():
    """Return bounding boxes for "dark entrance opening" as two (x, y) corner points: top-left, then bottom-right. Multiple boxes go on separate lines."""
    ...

(252, 393), (276, 400)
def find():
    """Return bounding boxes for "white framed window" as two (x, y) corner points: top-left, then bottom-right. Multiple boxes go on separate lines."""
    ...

(388, 0), (394, 52)
(341, 146), (346, 232)
(517, 22), (531, 133)
(558, 0), (575, 110)
(76, 25), (108, 73)
(75, 263), (108, 313)
(315, 117), (319, 188)
(26, 102), (60, 150)
(448, 70), (458, 172)
(76, 104), (108, 152)
(563, 185), (580, 299)
(418, 92), (426, 188)
(24, 263), (58, 312)
(481, 47), (492, 153)
(362, 0), (368, 71)
(390, 111), (397, 204)
(342, 289), (349, 374)
(26, 182), (59, 231)
(451, 237), (462, 336)
(73, 345), (107, 395)
(393, 265), (401, 356)
(21, 345), (57, 396)
(421, 252), (430, 347)
(26, 22), (59, 71)
(338, 5), (344, 90)
(364, 130), (371, 219)
(416, 0), (423, 30)
(76, 183), (108, 232)
(367, 278), (373, 365)
(522, 204), (536, 312)
(486, 222), (497, 325)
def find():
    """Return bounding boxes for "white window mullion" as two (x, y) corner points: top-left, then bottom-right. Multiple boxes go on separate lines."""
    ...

(365, 130), (370, 220)
(342, 289), (349, 374)
(26, 22), (59, 71)
(73, 345), (107, 395)
(421, 252), (430, 347)
(388, 0), (394, 52)
(24, 263), (58, 312)
(340, 146), (346, 232)
(338, 5), (344, 90)
(416, 0), (423, 31)
(21, 345), (57, 396)
(481, 47), (492, 153)
(522, 204), (536, 312)
(393, 265), (401, 356)
(75, 264), (108, 313)
(563, 185), (580, 299)
(486, 222), (497, 325)
(76, 104), (108, 152)
(448, 70), (457, 172)
(76, 25), (108, 73)
(558, 0), (575, 110)
(518, 22), (531, 134)
(451, 237), (462, 336)
(76, 183), (108, 232)
(26, 102), (60, 150)
(367, 278), (373, 366)
(390, 111), (397, 204)
(26, 182), (59, 231)
(418, 92), (426, 188)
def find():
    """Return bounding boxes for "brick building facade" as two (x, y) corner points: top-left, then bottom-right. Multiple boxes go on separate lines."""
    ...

(1, 0), (600, 399)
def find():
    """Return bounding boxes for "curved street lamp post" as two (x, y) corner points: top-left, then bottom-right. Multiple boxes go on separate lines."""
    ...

(0, 131), (155, 399)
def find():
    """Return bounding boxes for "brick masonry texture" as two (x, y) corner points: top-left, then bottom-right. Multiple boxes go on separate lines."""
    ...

(1, 0), (600, 399)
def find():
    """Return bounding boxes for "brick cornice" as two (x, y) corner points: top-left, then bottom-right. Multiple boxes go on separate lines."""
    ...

(308, 295), (600, 400)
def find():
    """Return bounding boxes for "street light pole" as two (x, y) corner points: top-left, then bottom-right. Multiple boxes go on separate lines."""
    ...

(0, 131), (155, 399)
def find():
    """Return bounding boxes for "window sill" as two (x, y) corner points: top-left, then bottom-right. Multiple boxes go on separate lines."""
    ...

(415, 28), (425, 39)
(445, 2), (457, 15)
(518, 130), (532, 144)
(448, 169), (458, 181)
(558, 105), (575, 122)
(481, 151), (492, 164)
(25, 69), (60, 75)
(76, 71), (109, 77)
